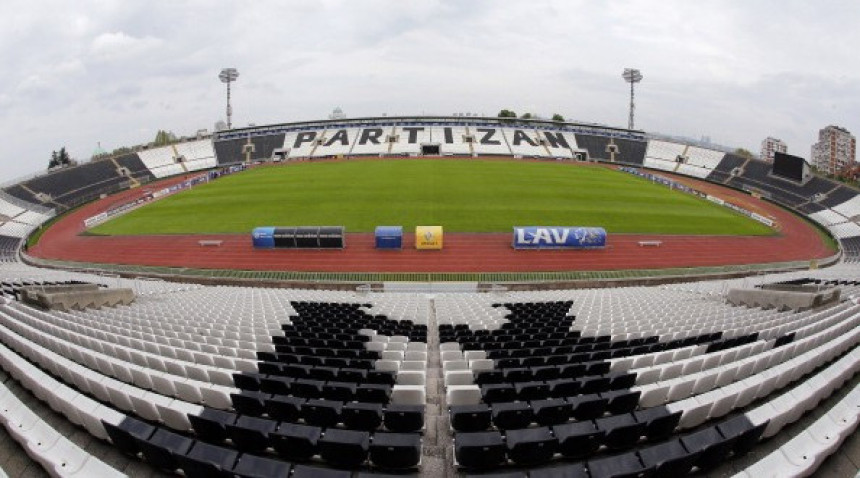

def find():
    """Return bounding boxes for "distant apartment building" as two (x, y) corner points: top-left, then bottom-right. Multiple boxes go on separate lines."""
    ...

(760, 137), (787, 163)
(811, 125), (856, 175)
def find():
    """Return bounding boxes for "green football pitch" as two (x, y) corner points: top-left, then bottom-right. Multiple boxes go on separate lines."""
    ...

(89, 159), (775, 236)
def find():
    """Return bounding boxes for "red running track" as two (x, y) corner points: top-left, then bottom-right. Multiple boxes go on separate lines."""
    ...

(28, 168), (835, 273)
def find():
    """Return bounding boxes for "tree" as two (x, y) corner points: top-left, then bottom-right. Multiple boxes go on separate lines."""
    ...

(58, 147), (71, 166)
(552, 113), (565, 122)
(734, 148), (755, 159)
(520, 112), (533, 120)
(48, 147), (72, 169)
(48, 150), (59, 169)
(153, 130), (177, 146)
(497, 109), (517, 118)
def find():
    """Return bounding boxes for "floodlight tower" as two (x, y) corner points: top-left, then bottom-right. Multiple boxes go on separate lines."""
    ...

(622, 68), (643, 130)
(219, 68), (239, 130)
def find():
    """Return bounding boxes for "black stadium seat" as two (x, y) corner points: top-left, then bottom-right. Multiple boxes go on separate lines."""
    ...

(530, 398), (571, 426)
(188, 407), (237, 442)
(601, 389), (641, 414)
(231, 391), (269, 416)
(103, 417), (156, 456)
(137, 428), (194, 471)
(717, 414), (769, 457)
(356, 383), (391, 403)
(603, 415), (646, 450)
(450, 404), (492, 432)
(681, 425), (738, 470)
(528, 463), (588, 478)
(292, 463), (351, 478)
(637, 438), (700, 476)
(634, 407), (681, 441)
(231, 453), (292, 478)
(369, 432), (422, 469)
(264, 395), (304, 422)
(383, 403), (424, 433)
(342, 402), (383, 431)
(505, 426), (558, 466)
(319, 429), (371, 467)
(177, 441), (239, 478)
(455, 431), (506, 469)
(553, 421), (604, 459)
(260, 376), (292, 394)
(588, 451), (647, 478)
(568, 394), (608, 420)
(226, 416), (277, 453)
(491, 401), (534, 429)
(302, 399), (343, 428)
(269, 423), (321, 461)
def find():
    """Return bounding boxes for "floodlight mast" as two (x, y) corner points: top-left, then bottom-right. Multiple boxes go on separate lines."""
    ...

(622, 68), (643, 130)
(219, 68), (239, 130)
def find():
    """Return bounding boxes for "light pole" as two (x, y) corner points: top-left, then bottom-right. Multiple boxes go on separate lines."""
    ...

(219, 68), (239, 130)
(622, 68), (643, 130)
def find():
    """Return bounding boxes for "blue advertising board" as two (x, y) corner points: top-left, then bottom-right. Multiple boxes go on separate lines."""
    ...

(252, 227), (276, 248)
(375, 226), (403, 250)
(512, 226), (607, 249)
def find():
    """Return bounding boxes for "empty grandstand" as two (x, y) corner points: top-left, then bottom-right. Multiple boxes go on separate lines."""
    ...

(0, 115), (858, 477)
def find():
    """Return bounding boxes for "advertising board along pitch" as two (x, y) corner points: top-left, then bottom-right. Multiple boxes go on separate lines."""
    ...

(512, 226), (607, 249)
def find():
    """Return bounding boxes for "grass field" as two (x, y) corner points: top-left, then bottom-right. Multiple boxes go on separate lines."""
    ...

(89, 160), (775, 236)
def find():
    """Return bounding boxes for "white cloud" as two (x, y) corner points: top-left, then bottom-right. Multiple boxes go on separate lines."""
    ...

(15, 74), (52, 95)
(1, 0), (859, 183)
(89, 31), (162, 63)
(55, 59), (86, 76)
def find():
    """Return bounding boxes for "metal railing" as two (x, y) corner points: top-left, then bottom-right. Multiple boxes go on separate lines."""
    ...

(20, 251), (841, 286)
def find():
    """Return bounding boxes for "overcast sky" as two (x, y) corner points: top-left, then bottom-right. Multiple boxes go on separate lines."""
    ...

(2, 0), (859, 183)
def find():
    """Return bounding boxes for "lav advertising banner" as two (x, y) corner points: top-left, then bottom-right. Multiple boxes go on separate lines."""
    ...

(512, 226), (607, 249)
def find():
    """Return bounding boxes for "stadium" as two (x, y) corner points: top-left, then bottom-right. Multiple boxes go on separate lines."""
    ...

(0, 112), (858, 478)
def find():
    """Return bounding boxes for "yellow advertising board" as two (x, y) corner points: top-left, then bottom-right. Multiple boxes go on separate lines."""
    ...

(415, 226), (443, 250)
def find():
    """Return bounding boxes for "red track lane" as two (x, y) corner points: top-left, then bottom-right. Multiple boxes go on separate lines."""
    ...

(28, 168), (834, 273)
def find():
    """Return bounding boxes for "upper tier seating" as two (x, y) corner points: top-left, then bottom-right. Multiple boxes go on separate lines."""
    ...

(809, 209), (851, 227)
(430, 126), (473, 155)
(0, 193), (53, 241)
(0, 221), (32, 239)
(3, 184), (40, 205)
(574, 134), (647, 165)
(390, 126), (431, 156)
(702, 156), (837, 210)
(283, 129), (327, 158)
(471, 127), (512, 156)
(114, 152), (156, 182)
(138, 146), (178, 171)
(214, 133), (287, 164)
(685, 146), (725, 171)
(311, 128), (361, 157)
(0, 196), (25, 219)
(0, 236), (20, 262)
(707, 154), (748, 184)
(12, 210), (52, 226)
(820, 186), (860, 209)
(831, 194), (860, 220)
(643, 140), (686, 174)
(505, 129), (549, 157)
(539, 129), (579, 158)
(174, 140), (217, 172)
(12, 160), (129, 208)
